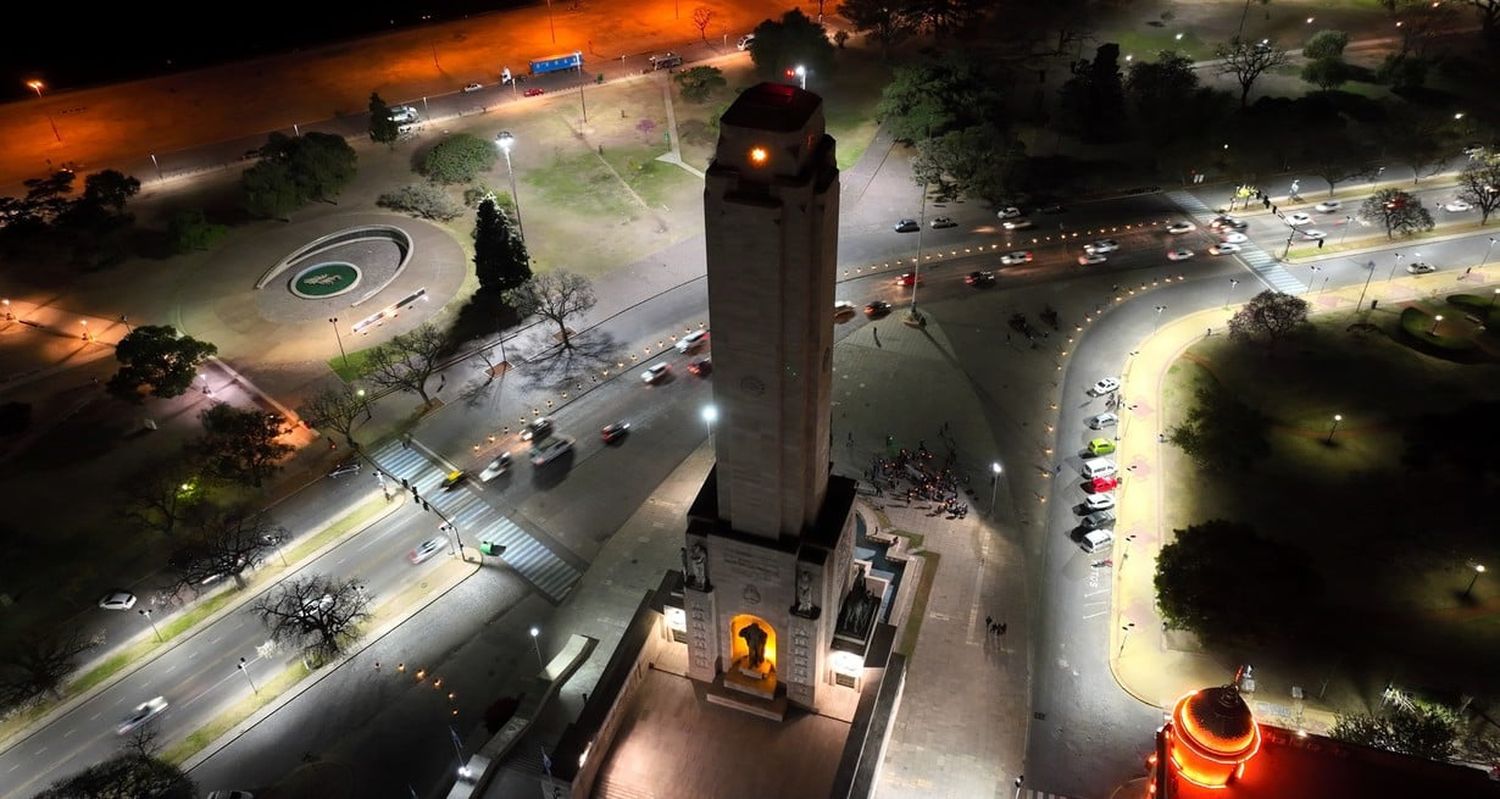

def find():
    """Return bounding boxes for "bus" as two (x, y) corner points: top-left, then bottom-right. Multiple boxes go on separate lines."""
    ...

(529, 52), (583, 75)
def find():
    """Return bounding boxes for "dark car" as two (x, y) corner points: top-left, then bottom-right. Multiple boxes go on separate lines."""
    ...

(893, 219), (920, 233)
(965, 270), (995, 287)
(601, 422), (631, 443)
(688, 358), (713, 376)
(864, 300), (892, 318)
(1039, 204), (1066, 214)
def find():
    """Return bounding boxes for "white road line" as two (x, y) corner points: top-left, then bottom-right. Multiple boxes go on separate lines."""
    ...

(33, 747), (46, 755)
(7, 763), (19, 773)
(208, 636), (222, 645)
(62, 728), (74, 738)
(88, 712), (101, 721)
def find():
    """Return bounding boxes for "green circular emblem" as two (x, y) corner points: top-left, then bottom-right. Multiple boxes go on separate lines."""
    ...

(290, 262), (362, 298)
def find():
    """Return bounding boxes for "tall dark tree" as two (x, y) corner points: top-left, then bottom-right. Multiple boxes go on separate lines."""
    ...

(35, 753), (195, 799)
(168, 506), (280, 592)
(1227, 290), (1310, 353)
(911, 124), (1024, 203)
(194, 405), (293, 487)
(369, 92), (400, 144)
(1215, 37), (1289, 107)
(838, 0), (919, 55)
(240, 160), (303, 220)
(1057, 43), (1126, 142)
(107, 325), (218, 402)
(1361, 188), (1435, 239)
(0, 630), (97, 712)
(1168, 381), (1271, 472)
(473, 197), (531, 295)
(1154, 520), (1321, 644)
(504, 271), (597, 351)
(1457, 161), (1500, 224)
(364, 323), (451, 405)
(748, 9), (836, 82)
(876, 52), (1005, 143)
(120, 464), (204, 538)
(253, 575), (372, 666)
(78, 170), (141, 214)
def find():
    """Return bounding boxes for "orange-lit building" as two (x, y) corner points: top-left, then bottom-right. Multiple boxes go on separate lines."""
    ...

(1149, 685), (1500, 798)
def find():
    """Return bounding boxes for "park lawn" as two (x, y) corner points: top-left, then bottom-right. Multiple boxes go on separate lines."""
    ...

(1159, 308), (1500, 694)
(820, 49), (892, 170)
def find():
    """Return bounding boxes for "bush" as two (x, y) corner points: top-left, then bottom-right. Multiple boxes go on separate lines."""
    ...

(1302, 30), (1349, 60)
(1398, 306), (1475, 352)
(377, 184), (463, 221)
(1378, 55), (1428, 90)
(420, 133), (499, 184)
(166, 209), (227, 253)
(673, 66), (727, 103)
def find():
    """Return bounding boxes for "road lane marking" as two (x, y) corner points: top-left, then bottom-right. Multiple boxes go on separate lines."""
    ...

(62, 728), (74, 738)
(89, 712), (101, 720)
(7, 763), (19, 772)
(33, 746), (46, 755)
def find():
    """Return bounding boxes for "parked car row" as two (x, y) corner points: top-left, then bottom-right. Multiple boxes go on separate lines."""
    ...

(1072, 377), (1124, 554)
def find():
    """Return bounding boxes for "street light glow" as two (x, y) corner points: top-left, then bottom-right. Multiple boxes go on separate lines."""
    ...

(529, 626), (539, 638)
(495, 130), (515, 153)
(991, 461), (1002, 475)
(701, 405), (719, 424)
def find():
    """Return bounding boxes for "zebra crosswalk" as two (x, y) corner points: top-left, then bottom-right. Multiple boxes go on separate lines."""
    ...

(367, 439), (581, 602)
(1165, 190), (1305, 295)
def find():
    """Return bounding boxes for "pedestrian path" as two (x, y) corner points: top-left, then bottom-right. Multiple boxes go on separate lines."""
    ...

(1165, 190), (1304, 294)
(367, 439), (580, 602)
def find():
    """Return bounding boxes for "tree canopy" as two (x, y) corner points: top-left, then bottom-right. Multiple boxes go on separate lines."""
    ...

(911, 123), (1024, 204)
(36, 753), (194, 799)
(1168, 380), (1271, 472)
(368, 92), (400, 144)
(673, 66), (727, 103)
(473, 197), (531, 295)
(253, 574), (372, 666)
(1215, 37), (1290, 107)
(877, 51), (1005, 143)
(1361, 188), (1435, 239)
(504, 271), (597, 350)
(1331, 701), (1460, 761)
(193, 405), (293, 487)
(421, 133), (499, 184)
(107, 326), (218, 402)
(364, 323), (451, 405)
(1057, 43), (1127, 142)
(837, 0), (919, 55)
(748, 9), (836, 83)
(1228, 290), (1310, 352)
(241, 132), (359, 218)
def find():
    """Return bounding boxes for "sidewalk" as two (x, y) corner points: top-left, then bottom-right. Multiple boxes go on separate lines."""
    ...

(1107, 262), (1500, 732)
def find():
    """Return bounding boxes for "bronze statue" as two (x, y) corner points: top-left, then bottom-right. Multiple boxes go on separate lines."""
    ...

(739, 622), (769, 669)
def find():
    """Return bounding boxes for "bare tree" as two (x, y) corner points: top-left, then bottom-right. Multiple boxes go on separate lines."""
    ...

(168, 506), (280, 592)
(120, 723), (162, 758)
(1215, 37), (1289, 107)
(0, 630), (98, 712)
(298, 383), (369, 447)
(1228, 290), (1310, 354)
(1457, 161), (1500, 224)
(364, 323), (450, 406)
(119, 464), (204, 538)
(504, 271), (598, 351)
(1361, 188), (1436, 239)
(253, 575), (371, 667)
(691, 6), (715, 43)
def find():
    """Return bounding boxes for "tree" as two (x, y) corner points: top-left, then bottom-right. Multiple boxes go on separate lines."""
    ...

(1332, 702), (1460, 760)
(673, 66), (727, 103)
(377, 183), (464, 221)
(876, 52), (1005, 143)
(1215, 37), (1289, 107)
(1456, 160), (1500, 224)
(473, 197), (531, 295)
(1154, 520), (1320, 644)
(1227, 290), (1310, 352)
(748, 9), (836, 83)
(107, 325), (218, 402)
(168, 506), (279, 591)
(1168, 381), (1271, 472)
(1302, 29), (1350, 60)
(194, 404), (293, 487)
(421, 133), (499, 184)
(297, 383), (368, 447)
(284, 132), (358, 202)
(253, 574), (372, 666)
(911, 123), (1024, 203)
(0, 630), (97, 712)
(80, 170), (142, 214)
(692, 6), (715, 42)
(504, 271), (597, 351)
(368, 92), (399, 144)
(1301, 57), (1349, 91)
(1361, 188), (1435, 239)
(165, 209), (226, 253)
(909, 0), (993, 38)
(120, 465), (204, 538)
(240, 160), (303, 220)
(364, 323), (451, 405)
(35, 753), (194, 799)
(1380, 108), (1454, 184)
(1299, 122), (1373, 197)
(1448, 0), (1500, 46)
(838, 0), (919, 56)
(1057, 43), (1127, 142)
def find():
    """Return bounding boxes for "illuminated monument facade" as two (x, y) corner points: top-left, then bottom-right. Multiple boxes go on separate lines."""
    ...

(679, 82), (873, 716)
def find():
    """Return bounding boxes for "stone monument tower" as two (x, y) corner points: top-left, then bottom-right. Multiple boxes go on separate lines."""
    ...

(680, 83), (866, 717)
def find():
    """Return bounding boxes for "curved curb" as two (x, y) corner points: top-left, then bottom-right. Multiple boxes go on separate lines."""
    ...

(255, 225), (414, 305)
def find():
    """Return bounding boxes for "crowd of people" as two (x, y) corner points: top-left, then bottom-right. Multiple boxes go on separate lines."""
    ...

(865, 435), (972, 520)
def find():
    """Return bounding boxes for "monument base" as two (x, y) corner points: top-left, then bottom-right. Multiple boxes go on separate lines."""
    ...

(707, 671), (788, 721)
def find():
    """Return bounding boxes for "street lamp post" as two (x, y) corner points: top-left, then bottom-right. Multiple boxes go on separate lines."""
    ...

(1013, 776), (1025, 799)
(1355, 259), (1377, 311)
(1118, 621), (1135, 659)
(1491, 287), (1500, 309)
(356, 388), (373, 420)
(1481, 236), (1497, 270)
(701, 404), (719, 437)
(25, 80), (62, 143)
(1305, 265), (1319, 296)
(1463, 564), (1486, 600)
(794, 65), (807, 91)
(494, 132), (527, 243)
(238, 657), (260, 694)
(329, 317), (348, 368)
(1429, 314), (1444, 335)
(989, 461), (1002, 515)
(139, 609), (163, 642)
(1326, 413), (1342, 444)
(2, 299), (12, 320)
(546, 0), (557, 42)
(907, 180), (929, 326)
(1339, 215), (1353, 246)
(1153, 304), (1167, 332)
(1388, 252), (1403, 282)
(1223, 278), (1240, 309)
(529, 626), (547, 672)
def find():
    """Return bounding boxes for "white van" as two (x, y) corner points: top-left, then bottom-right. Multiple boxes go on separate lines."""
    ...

(1081, 458), (1116, 479)
(391, 106), (419, 123)
(1081, 529), (1114, 553)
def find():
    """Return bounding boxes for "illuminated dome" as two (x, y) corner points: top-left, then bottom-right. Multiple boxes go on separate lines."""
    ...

(1181, 686), (1257, 755)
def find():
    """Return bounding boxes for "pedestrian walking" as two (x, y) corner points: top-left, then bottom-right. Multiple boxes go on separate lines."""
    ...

(847, 431), (854, 444)
(986, 615), (993, 631)
(998, 622), (1007, 635)
(1465, 266), (1474, 276)
(1206, 327), (1212, 337)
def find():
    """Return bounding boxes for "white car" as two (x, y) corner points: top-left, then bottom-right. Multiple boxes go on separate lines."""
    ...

(997, 206), (1023, 219)
(1165, 221), (1196, 234)
(462, 82), (483, 93)
(1314, 200), (1342, 212)
(1166, 248), (1195, 261)
(1078, 253), (1107, 266)
(1002, 218), (1034, 231)
(1209, 243), (1241, 256)
(1445, 199), (1472, 212)
(675, 329), (709, 353)
(1218, 231), (1248, 244)
(1300, 229), (1326, 240)
(834, 300), (857, 320)
(1406, 261), (1436, 274)
(999, 250), (1034, 265)
(1089, 377), (1121, 396)
(1285, 212), (1312, 226)
(929, 216), (957, 229)
(479, 452), (512, 481)
(1083, 493), (1117, 512)
(1087, 412), (1119, 430)
(737, 33), (755, 50)
(642, 363), (672, 384)
(97, 591), (137, 611)
(520, 417), (553, 442)
(1084, 239), (1120, 254)
(117, 697), (169, 735)
(407, 537), (445, 565)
